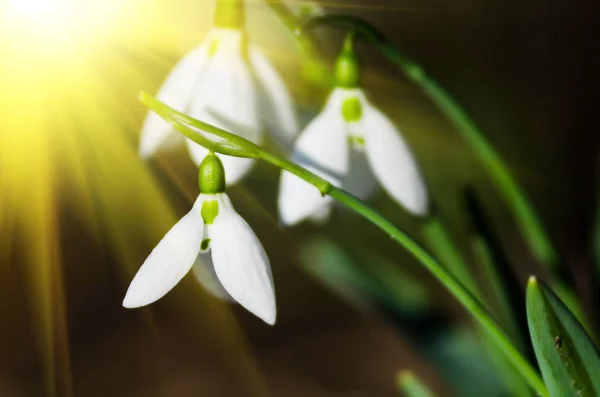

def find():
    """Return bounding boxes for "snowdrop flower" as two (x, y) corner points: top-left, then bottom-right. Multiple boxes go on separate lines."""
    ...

(139, 0), (298, 185)
(123, 153), (276, 325)
(278, 40), (428, 226)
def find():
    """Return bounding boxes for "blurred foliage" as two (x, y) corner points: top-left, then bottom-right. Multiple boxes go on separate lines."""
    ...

(396, 370), (435, 397)
(0, 0), (597, 396)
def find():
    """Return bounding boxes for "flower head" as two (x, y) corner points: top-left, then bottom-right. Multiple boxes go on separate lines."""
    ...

(124, 153), (276, 325)
(140, 0), (298, 185)
(278, 42), (428, 226)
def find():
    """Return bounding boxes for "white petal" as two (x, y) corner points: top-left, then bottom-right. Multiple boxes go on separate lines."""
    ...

(192, 38), (261, 142)
(278, 104), (349, 226)
(192, 254), (232, 301)
(309, 205), (333, 226)
(186, 33), (261, 184)
(210, 194), (276, 324)
(139, 46), (208, 158)
(123, 196), (205, 308)
(343, 147), (380, 200)
(363, 104), (428, 215)
(248, 47), (298, 146)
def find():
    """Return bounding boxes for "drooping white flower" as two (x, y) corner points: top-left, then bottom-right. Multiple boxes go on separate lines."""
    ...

(124, 154), (276, 324)
(278, 37), (428, 226)
(278, 86), (428, 226)
(140, 23), (298, 185)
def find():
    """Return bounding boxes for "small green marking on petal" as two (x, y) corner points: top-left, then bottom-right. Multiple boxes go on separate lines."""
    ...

(208, 39), (219, 57)
(348, 135), (365, 146)
(201, 238), (211, 251)
(341, 97), (363, 122)
(201, 200), (219, 224)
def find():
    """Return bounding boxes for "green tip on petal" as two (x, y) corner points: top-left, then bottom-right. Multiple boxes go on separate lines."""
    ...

(341, 96), (363, 122)
(200, 238), (212, 251)
(201, 200), (219, 225)
(208, 39), (220, 57)
(198, 153), (226, 194)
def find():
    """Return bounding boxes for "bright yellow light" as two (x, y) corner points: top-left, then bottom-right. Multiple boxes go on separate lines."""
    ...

(9, 0), (54, 14)
(4, 0), (131, 52)
(7, 0), (75, 30)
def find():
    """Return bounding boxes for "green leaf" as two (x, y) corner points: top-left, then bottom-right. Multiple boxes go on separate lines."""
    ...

(480, 331), (533, 397)
(396, 371), (436, 397)
(422, 217), (480, 299)
(465, 188), (529, 352)
(526, 277), (600, 397)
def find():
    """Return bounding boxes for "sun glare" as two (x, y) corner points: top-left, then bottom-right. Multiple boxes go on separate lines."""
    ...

(4, 0), (132, 51)
(7, 0), (74, 31)
(9, 0), (54, 14)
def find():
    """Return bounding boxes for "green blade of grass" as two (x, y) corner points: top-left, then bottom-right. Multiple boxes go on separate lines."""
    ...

(422, 217), (480, 299)
(526, 277), (600, 397)
(465, 188), (528, 350)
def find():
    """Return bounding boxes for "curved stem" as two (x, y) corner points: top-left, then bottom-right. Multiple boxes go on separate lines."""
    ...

(342, 29), (358, 52)
(259, 151), (331, 194)
(140, 94), (548, 396)
(140, 92), (332, 194)
(140, 92), (259, 158)
(299, 14), (559, 272)
(329, 188), (547, 397)
(264, 1), (332, 89)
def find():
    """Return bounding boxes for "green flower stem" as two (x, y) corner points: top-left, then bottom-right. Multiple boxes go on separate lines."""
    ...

(258, 150), (331, 194)
(142, 93), (258, 159)
(264, 1), (332, 89)
(298, 14), (559, 272)
(264, 0), (326, 58)
(473, 236), (524, 347)
(214, 0), (245, 29)
(139, 93), (547, 396)
(329, 188), (546, 397)
(140, 92), (330, 193)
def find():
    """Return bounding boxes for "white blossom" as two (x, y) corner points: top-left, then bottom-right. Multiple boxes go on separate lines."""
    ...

(140, 27), (298, 185)
(123, 193), (276, 325)
(279, 88), (428, 226)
